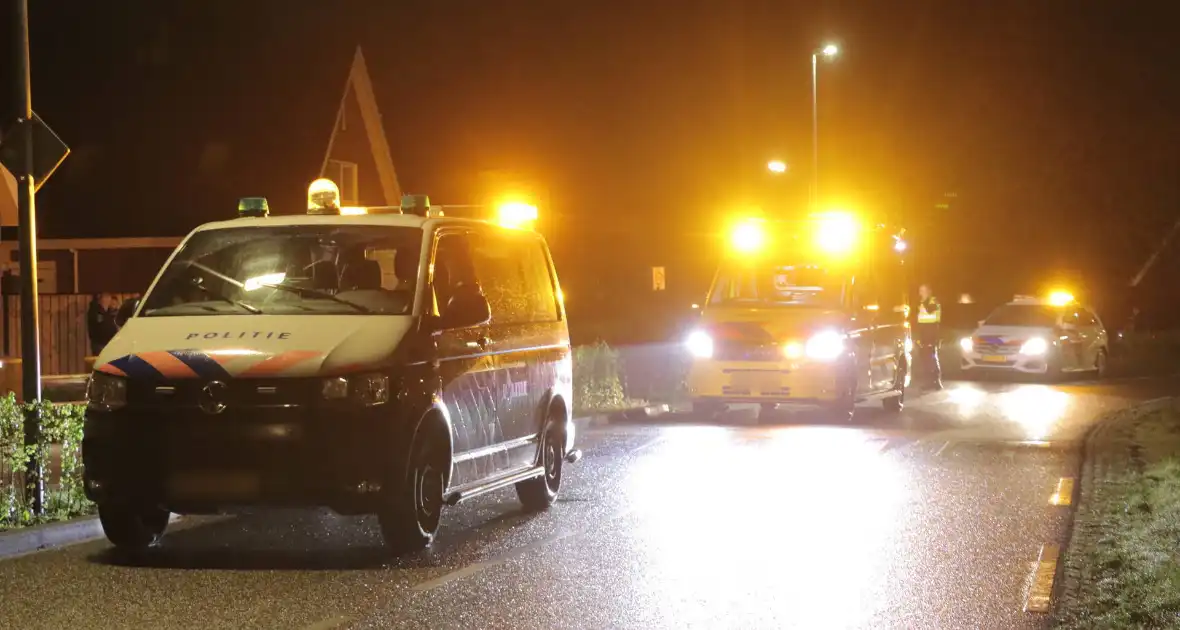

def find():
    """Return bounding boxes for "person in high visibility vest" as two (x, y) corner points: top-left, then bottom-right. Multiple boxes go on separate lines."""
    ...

(916, 283), (943, 389)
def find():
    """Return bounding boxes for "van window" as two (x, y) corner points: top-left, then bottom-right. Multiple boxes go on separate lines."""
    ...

(472, 231), (558, 325)
(431, 233), (478, 317)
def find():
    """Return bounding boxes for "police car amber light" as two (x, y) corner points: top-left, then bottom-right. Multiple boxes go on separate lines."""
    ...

(1021, 337), (1049, 356)
(1047, 291), (1074, 307)
(237, 197), (270, 218)
(814, 211), (858, 254)
(805, 330), (845, 360)
(87, 372), (127, 411)
(308, 178), (342, 215)
(339, 206), (367, 216)
(729, 218), (766, 254)
(497, 201), (539, 229)
(686, 330), (714, 359)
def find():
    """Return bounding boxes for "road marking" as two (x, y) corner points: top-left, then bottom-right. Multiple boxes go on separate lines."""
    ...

(1049, 477), (1074, 506)
(1024, 544), (1060, 613)
(934, 441), (952, 456)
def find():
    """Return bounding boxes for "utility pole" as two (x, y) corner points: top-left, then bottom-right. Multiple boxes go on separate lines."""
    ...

(11, 0), (44, 514)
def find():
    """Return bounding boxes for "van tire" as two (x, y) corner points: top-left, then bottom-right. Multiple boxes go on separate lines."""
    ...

(1094, 348), (1108, 379)
(99, 503), (169, 551)
(379, 427), (448, 553)
(517, 420), (564, 512)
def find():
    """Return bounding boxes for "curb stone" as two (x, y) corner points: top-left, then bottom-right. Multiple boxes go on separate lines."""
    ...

(1053, 396), (1178, 618)
(0, 513), (187, 561)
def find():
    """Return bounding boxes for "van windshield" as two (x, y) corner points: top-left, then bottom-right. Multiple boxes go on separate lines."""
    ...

(708, 263), (846, 309)
(984, 304), (1059, 327)
(141, 225), (423, 317)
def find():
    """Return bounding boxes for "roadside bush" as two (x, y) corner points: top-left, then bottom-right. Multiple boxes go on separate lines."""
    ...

(0, 393), (90, 530)
(573, 342), (628, 415)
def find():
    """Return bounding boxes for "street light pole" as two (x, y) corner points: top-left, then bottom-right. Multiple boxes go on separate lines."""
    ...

(11, 0), (44, 514)
(810, 43), (838, 211)
(810, 52), (818, 211)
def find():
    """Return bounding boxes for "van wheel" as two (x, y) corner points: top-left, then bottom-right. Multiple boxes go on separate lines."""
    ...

(517, 420), (564, 511)
(99, 503), (169, 551)
(379, 430), (447, 553)
(1095, 348), (1108, 379)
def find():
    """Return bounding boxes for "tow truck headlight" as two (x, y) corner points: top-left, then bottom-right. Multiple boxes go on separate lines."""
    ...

(1020, 337), (1049, 356)
(87, 372), (127, 411)
(686, 330), (714, 359)
(959, 337), (973, 353)
(805, 330), (845, 361)
(322, 373), (390, 405)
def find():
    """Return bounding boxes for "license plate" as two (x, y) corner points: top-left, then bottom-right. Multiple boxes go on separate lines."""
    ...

(730, 372), (782, 392)
(981, 355), (1008, 363)
(169, 472), (260, 498)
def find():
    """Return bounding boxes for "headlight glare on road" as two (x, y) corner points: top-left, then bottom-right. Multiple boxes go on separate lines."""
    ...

(805, 330), (845, 360)
(1020, 337), (1049, 356)
(686, 330), (714, 359)
(87, 372), (127, 411)
(959, 337), (973, 353)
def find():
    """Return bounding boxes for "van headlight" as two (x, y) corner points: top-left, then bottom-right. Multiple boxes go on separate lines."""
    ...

(805, 330), (845, 361)
(322, 373), (390, 406)
(959, 337), (974, 353)
(87, 372), (127, 411)
(1020, 337), (1048, 356)
(686, 330), (714, 359)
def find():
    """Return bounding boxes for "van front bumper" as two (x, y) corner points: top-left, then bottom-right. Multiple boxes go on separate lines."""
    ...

(82, 404), (413, 515)
(687, 358), (848, 405)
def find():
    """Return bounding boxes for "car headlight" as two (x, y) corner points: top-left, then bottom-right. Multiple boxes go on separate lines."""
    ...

(1020, 337), (1048, 356)
(321, 372), (390, 406)
(783, 341), (803, 359)
(686, 330), (714, 359)
(959, 337), (973, 353)
(87, 372), (127, 411)
(805, 330), (845, 361)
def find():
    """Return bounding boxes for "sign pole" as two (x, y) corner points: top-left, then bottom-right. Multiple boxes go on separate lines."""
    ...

(12, 0), (44, 514)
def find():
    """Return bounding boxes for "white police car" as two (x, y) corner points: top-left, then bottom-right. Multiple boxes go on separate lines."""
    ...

(959, 292), (1108, 379)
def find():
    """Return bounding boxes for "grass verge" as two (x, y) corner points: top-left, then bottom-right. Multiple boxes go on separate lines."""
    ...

(1055, 401), (1180, 628)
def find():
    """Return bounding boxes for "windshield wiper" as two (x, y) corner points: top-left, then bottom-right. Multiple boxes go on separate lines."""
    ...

(192, 283), (263, 314)
(258, 282), (371, 313)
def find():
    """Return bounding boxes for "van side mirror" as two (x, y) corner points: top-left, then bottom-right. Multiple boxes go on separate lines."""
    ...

(115, 298), (140, 327)
(978, 319), (986, 328)
(437, 285), (491, 330)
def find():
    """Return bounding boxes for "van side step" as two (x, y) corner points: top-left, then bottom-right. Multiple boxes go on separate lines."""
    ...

(443, 466), (544, 506)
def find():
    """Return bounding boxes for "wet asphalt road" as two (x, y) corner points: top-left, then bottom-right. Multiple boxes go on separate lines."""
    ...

(3, 375), (1179, 630)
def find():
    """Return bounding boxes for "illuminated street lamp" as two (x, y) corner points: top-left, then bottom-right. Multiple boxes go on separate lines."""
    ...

(811, 42), (839, 209)
(767, 159), (788, 174)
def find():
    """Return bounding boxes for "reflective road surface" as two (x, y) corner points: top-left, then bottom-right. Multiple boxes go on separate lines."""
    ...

(3, 375), (1178, 629)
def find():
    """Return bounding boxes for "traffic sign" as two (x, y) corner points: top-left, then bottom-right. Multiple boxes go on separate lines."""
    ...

(0, 111), (69, 192)
(652, 266), (666, 291)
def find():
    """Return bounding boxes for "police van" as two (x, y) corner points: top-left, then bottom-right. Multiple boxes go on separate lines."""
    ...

(686, 212), (911, 422)
(83, 180), (578, 552)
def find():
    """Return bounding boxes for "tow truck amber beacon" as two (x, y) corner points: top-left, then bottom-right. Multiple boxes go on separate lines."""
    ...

(82, 179), (578, 553)
(686, 211), (912, 422)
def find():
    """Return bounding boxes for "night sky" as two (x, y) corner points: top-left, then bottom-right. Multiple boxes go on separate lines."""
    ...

(5, 1), (1180, 330)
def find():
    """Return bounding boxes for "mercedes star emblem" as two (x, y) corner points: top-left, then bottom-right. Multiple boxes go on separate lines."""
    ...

(199, 380), (228, 414)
